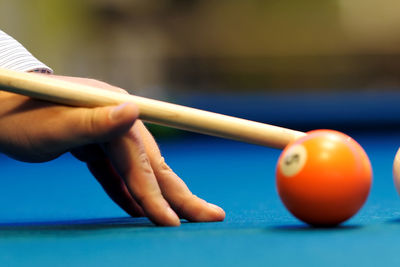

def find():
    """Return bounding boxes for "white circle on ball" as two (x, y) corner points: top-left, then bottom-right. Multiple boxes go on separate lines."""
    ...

(280, 144), (307, 177)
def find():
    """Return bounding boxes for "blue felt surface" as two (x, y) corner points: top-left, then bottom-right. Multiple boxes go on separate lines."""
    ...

(1, 132), (400, 266)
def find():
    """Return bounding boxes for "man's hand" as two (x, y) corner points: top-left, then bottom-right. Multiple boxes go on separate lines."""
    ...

(0, 75), (225, 226)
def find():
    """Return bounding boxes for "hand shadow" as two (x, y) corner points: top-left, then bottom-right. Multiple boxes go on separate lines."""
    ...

(0, 217), (157, 237)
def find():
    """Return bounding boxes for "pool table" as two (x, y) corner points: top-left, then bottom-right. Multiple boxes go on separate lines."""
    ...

(1, 91), (400, 266)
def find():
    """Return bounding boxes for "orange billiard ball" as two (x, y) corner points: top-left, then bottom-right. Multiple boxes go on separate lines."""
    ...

(393, 148), (400, 195)
(276, 130), (372, 226)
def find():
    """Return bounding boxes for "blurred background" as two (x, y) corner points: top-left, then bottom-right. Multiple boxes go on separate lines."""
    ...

(1, 0), (400, 132)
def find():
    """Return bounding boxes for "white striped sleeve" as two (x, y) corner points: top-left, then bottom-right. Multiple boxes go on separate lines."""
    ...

(0, 30), (53, 73)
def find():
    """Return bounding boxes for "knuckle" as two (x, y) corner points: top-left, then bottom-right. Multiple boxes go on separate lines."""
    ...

(155, 157), (176, 178)
(137, 152), (153, 175)
(117, 88), (129, 94)
(86, 109), (98, 135)
(126, 127), (140, 141)
(78, 108), (102, 141)
(158, 157), (172, 171)
(88, 78), (106, 87)
(89, 79), (126, 94)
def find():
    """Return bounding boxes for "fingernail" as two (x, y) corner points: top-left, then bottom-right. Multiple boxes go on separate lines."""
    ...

(109, 103), (129, 121)
(167, 207), (181, 226)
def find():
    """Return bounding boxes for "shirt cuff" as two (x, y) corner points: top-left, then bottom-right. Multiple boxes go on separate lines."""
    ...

(0, 29), (53, 74)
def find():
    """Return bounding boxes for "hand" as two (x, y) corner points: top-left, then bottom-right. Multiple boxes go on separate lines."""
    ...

(0, 74), (225, 226)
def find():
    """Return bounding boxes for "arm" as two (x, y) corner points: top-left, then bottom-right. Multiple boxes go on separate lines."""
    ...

(0, 31), (225, 226)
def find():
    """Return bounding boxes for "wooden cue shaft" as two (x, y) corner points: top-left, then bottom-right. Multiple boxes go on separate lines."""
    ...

(0, 68), (306, 149)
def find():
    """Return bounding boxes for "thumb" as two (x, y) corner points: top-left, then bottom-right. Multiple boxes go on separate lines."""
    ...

(61, 102), (139, 147)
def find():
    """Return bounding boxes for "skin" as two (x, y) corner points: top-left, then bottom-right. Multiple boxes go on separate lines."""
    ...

(0, 74), (225, 226)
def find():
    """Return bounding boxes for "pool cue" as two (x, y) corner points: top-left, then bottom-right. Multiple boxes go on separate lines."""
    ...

(0, 68), (306, 149)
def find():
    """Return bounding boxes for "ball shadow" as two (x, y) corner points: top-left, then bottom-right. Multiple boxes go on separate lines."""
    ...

(386, 217), (400, 224)
(269, 224), (363, 232)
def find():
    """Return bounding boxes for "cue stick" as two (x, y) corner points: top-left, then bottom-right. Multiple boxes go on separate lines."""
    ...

(0, 68), (306, 149)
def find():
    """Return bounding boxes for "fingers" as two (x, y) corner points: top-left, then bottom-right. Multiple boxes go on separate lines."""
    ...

(87, 157), (146, 217)
(152, 156), (226, 222)
(71, 145), (145, 217)
(74, 124), (224, 225)
(104, 124), (181, 226)
(136, 121), (226, 222)
(44, 75), (225, 225)
(72, 113), (225, 225)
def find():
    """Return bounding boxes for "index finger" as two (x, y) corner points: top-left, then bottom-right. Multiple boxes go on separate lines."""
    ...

(104, 125), (181, 226)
